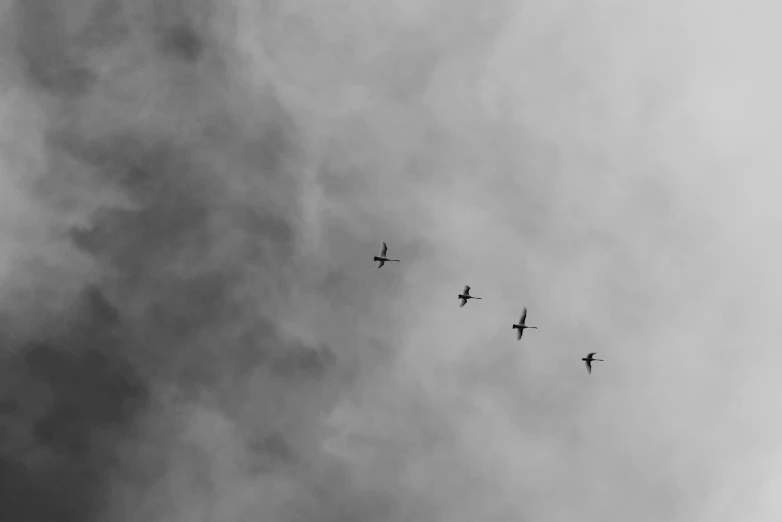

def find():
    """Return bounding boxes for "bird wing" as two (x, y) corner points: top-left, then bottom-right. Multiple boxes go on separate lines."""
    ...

(585, 360), (592, 374)
(380, 241), (388, 256)
(376, 259), (384, 269)
(516, 328), (522, 340)
(459, 297), (467, 308)
(463, 285), (470, 296)
(587, 352), (596, 358)
(520, 308), (527, 325)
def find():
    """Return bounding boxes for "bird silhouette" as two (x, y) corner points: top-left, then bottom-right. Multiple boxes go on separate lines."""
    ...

(374, 241), (400, 269)
(581, 352), (603, 374)
(458, 285), (482, 307)
(511, 307), (538, 340)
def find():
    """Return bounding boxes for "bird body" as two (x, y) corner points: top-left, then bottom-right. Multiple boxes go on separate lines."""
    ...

(457, 285), (482, 307)
(374, 241), (400, 269)
(581, 352), (604, 374)
(511, 307), (538, 340)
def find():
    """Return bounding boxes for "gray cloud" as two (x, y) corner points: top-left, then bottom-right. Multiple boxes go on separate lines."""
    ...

(2, 1), (781, 522)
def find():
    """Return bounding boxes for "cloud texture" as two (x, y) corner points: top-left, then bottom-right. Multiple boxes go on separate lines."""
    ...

(1, 1), (781, 521)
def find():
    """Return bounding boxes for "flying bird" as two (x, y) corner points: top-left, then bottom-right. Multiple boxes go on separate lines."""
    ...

(374, 241), (400, 269)
(582, 352), (603, 374)
(511, 307), (538, 340)
(458, 285), (482, 307)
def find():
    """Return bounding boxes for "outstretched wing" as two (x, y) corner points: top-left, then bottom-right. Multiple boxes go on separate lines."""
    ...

(459, 297), (467, 308)
(585, 360), (592, 374)
(380, 241), (388, 257)
(516, 328), (523, 341)
(375, 259), (385, 269)
(463, 285), (470, 296)
(520, 308), (527, 325)
(587, 352), (596, 358)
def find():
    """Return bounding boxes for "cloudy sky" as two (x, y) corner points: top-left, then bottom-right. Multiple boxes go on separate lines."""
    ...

(1, 0), (781, 521)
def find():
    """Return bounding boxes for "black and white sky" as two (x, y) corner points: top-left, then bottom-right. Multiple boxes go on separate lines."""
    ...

(1, 1), (781, 521)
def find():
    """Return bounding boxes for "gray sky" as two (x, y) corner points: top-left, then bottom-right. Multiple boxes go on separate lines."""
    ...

(1, 1), (781, 521)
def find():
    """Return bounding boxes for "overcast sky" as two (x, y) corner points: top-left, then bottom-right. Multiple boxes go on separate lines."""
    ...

(1, 1), (782, 521)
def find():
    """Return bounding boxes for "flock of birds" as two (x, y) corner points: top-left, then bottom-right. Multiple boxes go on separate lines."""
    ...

(374, 241), (604, 375)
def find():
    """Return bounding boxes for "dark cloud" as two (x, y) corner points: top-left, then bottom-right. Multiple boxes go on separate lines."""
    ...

(0, 2), (346, 521)
(0, 285), (147, 522)
(0, 138), (336, 520)
(143, 0), (211, 63)
(12, 0), (97, 98)
(156, 23), (205, 62)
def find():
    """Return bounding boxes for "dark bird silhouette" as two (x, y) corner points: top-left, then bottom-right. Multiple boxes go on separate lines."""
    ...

(374, 241), (400, 269)
(511, 307), (538, 340)
(458, 285), (482, 307)
(582, 352), (603, 374)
